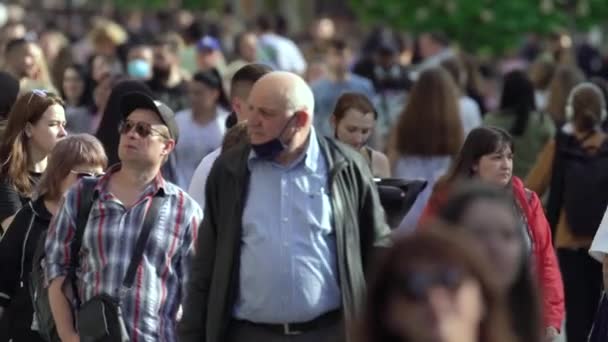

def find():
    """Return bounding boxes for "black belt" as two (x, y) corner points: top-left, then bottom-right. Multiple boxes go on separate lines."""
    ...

(238, 310), (341, 336)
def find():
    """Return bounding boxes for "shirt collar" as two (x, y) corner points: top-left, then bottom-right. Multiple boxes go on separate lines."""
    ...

(248, 127), (321, 173)
(304, 128), (320, 173)
(96, 163), (172, 197)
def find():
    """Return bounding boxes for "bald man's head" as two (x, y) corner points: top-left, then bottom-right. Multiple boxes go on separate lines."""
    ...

(247, 71), (316, 150)
(250, 71), (315, 117)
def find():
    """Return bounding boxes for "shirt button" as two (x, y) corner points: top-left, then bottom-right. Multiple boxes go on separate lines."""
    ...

(283, 217), (289, 222)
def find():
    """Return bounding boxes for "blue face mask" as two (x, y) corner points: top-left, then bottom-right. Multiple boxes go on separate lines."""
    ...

(251, 114), (299, 160)
(127, 59), (152, 79)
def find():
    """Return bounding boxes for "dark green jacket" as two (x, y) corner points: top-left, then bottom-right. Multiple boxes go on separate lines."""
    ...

(178, 135), (391, 342)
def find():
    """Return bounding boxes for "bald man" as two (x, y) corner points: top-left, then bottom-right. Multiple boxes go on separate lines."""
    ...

(179, 71), (390, 342)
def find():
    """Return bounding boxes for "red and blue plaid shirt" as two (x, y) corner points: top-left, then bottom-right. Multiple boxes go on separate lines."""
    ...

(45, 165), (203, 342)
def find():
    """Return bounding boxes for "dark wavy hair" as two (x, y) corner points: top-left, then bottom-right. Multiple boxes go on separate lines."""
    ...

(435, 126), (513, 192)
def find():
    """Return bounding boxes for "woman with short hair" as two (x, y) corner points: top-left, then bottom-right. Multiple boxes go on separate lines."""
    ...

(0, 134), (107, 341)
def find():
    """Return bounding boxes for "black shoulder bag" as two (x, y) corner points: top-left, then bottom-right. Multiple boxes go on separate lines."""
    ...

(74, 193), (164, 342)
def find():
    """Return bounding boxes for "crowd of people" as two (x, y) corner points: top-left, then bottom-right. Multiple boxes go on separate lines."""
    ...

(1, 3), (608, 342)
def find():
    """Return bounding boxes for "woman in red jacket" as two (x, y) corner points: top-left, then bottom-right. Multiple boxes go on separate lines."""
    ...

(421, 126), (564, 341)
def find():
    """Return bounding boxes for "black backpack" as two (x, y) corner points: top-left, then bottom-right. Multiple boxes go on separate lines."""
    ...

(547, 131), (608, 237)
(29, 177), (98, 341)
(375, 178), (427, 229)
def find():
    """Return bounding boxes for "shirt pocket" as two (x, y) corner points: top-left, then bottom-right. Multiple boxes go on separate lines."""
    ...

(150, 206), (183, 260)
(298, 176), (333, 235)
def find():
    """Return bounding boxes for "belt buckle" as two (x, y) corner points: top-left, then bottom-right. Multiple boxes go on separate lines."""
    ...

(282, 323), (302, 336)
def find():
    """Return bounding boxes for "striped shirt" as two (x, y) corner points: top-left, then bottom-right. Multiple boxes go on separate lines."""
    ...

(45, 165), (203, 342)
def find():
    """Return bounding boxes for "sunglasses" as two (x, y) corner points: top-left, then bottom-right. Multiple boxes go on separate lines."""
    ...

(26, 89), (49, 106)
(71, 170), (105, 179)
(118, 120), (168, 139)
(394, 268), (464, 302)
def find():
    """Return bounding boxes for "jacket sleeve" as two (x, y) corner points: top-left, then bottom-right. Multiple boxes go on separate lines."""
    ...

(525, 139), (555, 196)
(530, 191), (565, 330)
(178, 164), (220, 342)
(0, 179), (23, 223)
(0, 205), (33, 307)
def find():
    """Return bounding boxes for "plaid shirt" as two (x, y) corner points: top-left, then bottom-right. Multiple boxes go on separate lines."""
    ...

(45, 165), (203, 342)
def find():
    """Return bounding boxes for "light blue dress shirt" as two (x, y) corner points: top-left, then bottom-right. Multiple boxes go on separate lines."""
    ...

(234, 129), (341, 323)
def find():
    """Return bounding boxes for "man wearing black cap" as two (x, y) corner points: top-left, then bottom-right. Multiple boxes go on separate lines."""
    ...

(46, 91), (203, 342)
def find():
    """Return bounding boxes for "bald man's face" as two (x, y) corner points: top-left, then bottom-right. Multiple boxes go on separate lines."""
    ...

(246, 72), (314, 148)
(246, 82), (293, 145)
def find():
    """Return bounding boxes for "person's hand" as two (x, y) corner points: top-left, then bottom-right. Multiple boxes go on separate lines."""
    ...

(545, 326), (559, 341)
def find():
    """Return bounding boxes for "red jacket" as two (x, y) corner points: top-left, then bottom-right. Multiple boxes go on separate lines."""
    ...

(420, 177), (565, 330)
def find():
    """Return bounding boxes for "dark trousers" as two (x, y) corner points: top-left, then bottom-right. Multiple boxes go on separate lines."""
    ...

(558, 248), (603, 342)
(227, 319), (344, 342)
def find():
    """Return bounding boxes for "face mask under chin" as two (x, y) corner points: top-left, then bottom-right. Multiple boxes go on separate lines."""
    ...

(251, 114), (299, 160)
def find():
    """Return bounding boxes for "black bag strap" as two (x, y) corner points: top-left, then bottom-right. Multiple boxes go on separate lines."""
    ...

(69, 177), (99, 308)
(122, 194), (164, 289)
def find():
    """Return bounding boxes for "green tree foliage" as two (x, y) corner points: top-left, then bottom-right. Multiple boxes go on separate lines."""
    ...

(350, 0), (608, 55)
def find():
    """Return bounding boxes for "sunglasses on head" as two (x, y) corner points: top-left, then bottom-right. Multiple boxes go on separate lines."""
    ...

(71, 170), (105, 179)
(118, 120), (168, 139)
(26, 89), (49, 106)
(394, 268), (464, 302)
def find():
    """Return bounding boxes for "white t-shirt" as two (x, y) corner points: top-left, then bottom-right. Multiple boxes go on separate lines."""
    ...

(188, 147), (222, 209)
(174, 108), (229, 189)
(459, 96), (482, 137)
